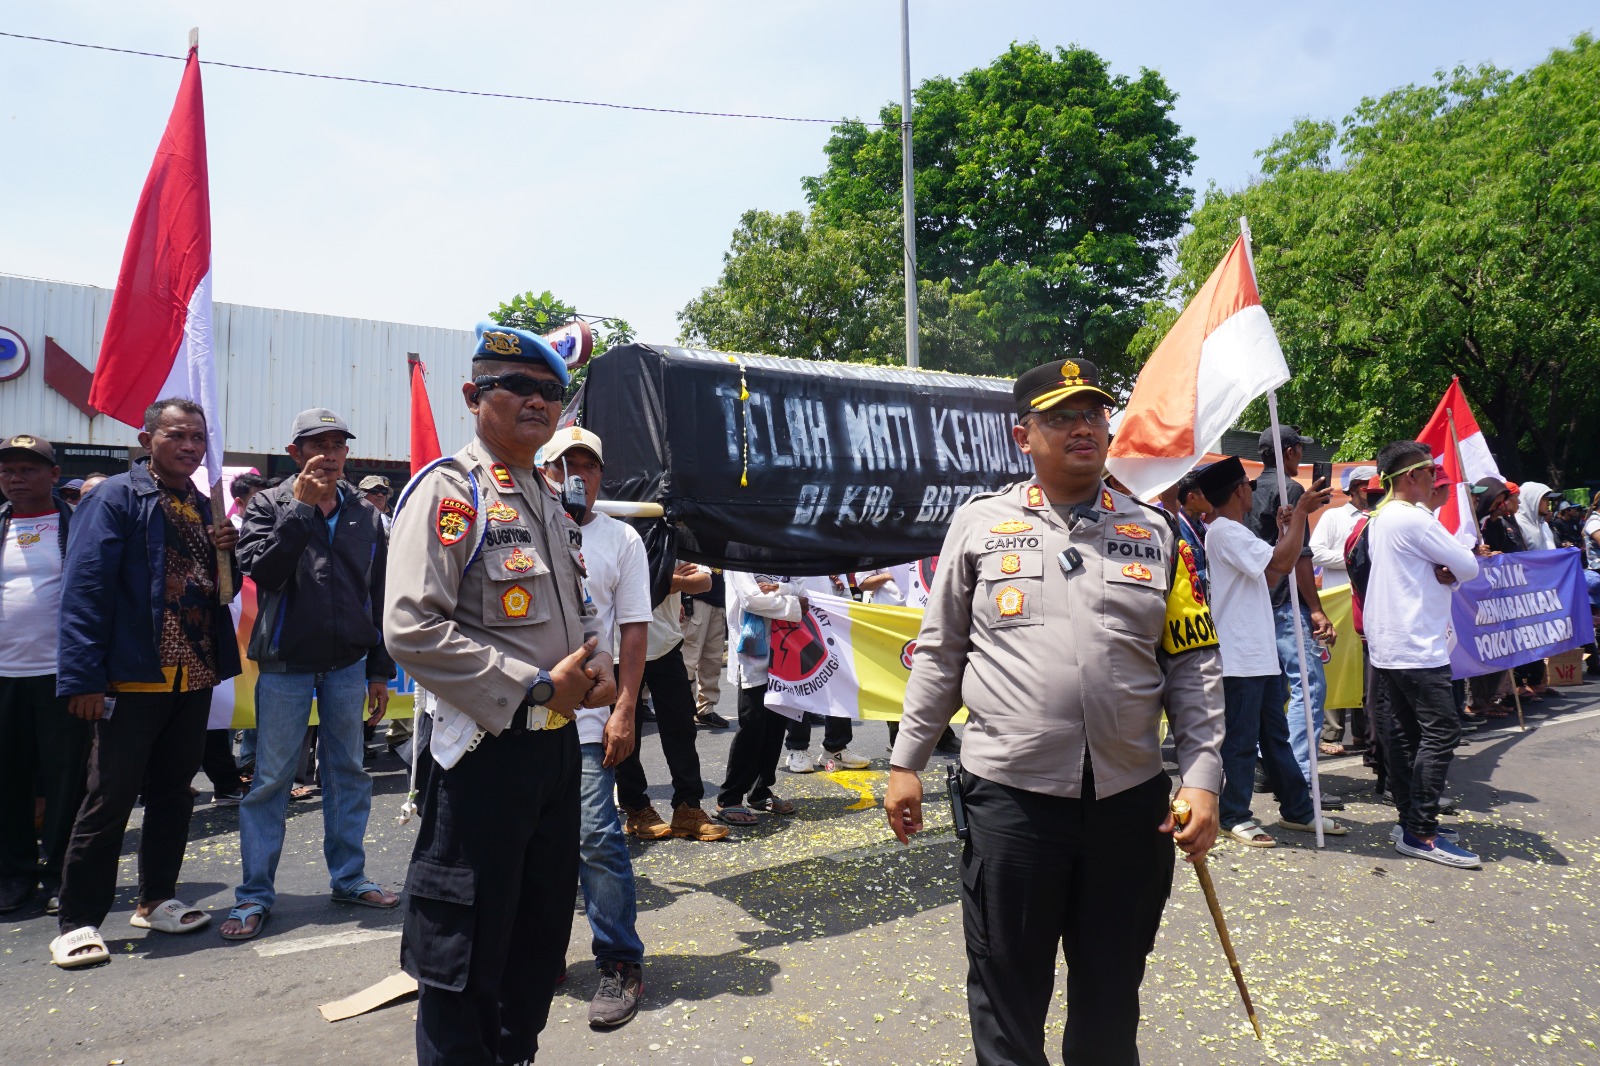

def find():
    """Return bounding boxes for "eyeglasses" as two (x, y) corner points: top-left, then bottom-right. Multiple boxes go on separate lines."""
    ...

(473, 373), (565, 403)
(1032, 407), (1110, 430)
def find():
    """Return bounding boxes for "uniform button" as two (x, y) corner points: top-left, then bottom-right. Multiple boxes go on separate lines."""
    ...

(497, 697), (508, 706)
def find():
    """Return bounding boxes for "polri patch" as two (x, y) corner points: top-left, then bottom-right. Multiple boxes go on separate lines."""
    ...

(491, 464), (515, 490)
(436, 498), (476, 546)
(1025, 485), (1046, 509)
(1121, 563), (1153, 583)
(485, 501), (519, 524)
(996, 585), (1025, 617)
(501, 584), (531, 618)
(1114, 523), (1152, 540)
(1000, 553), (1021, 575)
(990, 520), (1034, 535)
(503, 547), (535, 573)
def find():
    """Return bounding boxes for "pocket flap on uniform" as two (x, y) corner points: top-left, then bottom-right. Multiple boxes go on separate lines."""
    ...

(979, 551), (1043, 581)
(406, 859), (476, 906)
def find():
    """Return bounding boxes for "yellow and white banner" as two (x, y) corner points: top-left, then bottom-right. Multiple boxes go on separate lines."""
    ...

(1319, 583), (1363, 711)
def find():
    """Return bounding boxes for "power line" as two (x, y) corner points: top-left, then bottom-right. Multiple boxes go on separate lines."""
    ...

(0, 30), (888, 127)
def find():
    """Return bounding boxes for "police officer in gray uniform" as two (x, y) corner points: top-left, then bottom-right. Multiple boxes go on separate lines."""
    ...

(884, 358), (1225, 1066)
(385, 323), (615, 1065)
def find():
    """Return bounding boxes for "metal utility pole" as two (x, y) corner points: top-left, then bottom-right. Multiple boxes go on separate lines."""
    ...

(899, 0), (920, 368)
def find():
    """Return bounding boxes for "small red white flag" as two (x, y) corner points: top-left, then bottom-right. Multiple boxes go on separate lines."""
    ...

(1106, 235), (1290, 500)
(90, 43), (223, 485)
(1416, 378), (1502, 537)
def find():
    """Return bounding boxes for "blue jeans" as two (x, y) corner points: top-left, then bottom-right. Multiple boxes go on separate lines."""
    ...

(236, 659), (372, 909)
(578, 743), (644, 966)
(1220, 675), (1314, 829)
(1274, 601), (1326, 783)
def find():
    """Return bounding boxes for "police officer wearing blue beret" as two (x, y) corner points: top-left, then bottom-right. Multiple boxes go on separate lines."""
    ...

(385, 323), (615, 1065)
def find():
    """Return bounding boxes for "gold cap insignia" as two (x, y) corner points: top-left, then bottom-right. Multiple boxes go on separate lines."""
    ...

(482, 331), (522, 356)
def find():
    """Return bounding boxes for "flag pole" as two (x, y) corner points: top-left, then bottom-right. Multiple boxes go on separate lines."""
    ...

(1241, 216), (1325, 848)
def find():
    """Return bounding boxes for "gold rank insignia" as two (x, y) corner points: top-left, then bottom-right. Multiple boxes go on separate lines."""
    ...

(999, 553), (1022, 574)
(1100, 489), (1115, 511)
(990, 520), (1034, 534)
(501, 584), (531, 618)
(1121, 563), (1153, 582)
(485, 501), (519, 524)
(1025, 485), (1046, 508)
(491, 464), (515, 490)
(436, 498), (477, 546)
(1114, 523), (1152, 540)
(996, 585), (1025, 617)
(503, 547), (535, 573)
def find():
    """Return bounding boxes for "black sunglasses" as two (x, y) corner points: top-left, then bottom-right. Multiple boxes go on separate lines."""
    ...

(473, 373), (565, 402)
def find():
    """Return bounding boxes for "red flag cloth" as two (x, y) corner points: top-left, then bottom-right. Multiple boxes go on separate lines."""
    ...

(409, 358), (443, 475)
(91, 47), (221, 481)
(1416, 377), (1502, 536)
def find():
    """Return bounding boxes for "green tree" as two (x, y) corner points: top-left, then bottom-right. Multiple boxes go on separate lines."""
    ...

(1167, 35), (1600, 483)
(683, 42), (1196, 380)
(489, 290), (635, 391)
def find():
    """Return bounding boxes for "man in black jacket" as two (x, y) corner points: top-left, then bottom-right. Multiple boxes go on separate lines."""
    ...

(221, 409), (397, 940)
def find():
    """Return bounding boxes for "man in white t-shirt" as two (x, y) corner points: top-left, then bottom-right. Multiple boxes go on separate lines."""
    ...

(1366, 441), (1482, 869)
(1309, 465), (1377, 754)
(542, 429), (653, 1027)
(1197, 457), (1345, 847)
(0, 435), (90, 914)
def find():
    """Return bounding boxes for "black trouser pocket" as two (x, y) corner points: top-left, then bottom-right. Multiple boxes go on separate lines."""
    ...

(402, 859), (477, 992)
(960, 855), (989, 959)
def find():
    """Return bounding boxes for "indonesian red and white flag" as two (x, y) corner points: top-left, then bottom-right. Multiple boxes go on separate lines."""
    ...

(1106, 235), (1290, 500)
(1416, 377), (1502, 537)
(409, 358), (444, 475)
(89, 44), (223, 485)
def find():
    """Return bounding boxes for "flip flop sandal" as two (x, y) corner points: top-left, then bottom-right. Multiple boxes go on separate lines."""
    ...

(749, 796), (797, 815)
(50, 926), (110, 968)
(1228, 821), (1276, 848)
(1318, 743), (1347, 756)
(130, 898), (211, 934)
(714, 805), (759, 827)
(332, 879), (400, 909)
(220, 902), (269, 941)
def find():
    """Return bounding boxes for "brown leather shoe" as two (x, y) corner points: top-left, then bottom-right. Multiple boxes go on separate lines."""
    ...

(623, 806), (672, 840)
(670, 804), (730, 841)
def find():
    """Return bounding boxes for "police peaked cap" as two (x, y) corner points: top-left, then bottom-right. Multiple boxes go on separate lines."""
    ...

(472, 322), (570, 386)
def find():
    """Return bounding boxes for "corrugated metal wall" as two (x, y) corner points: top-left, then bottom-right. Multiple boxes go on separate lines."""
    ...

(0, 274), (480, 461)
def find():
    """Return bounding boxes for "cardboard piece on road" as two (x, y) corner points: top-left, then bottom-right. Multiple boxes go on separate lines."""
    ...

(1547, 649), (1586, 687)
(319, 971), (418, 1022)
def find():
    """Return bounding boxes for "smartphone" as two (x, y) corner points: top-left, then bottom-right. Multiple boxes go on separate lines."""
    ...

(1312, 461), (1333, 491)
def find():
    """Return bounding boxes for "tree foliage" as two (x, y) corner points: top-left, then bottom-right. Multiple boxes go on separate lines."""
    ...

(1170, 35), (1600, 483)
(680, 42), (1195, 381)
(489, 290), (635, 391)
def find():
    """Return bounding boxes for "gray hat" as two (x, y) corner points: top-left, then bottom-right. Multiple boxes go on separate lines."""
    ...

(358, 475), (392, 492)
(0, 434), (56, 464)
(1341, 465), (1377, 492)
(1258, 425), (1315, 452)
(290, 408), (354, 442)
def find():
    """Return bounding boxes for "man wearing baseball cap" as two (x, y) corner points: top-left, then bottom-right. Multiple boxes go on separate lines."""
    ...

(221, 408), (398, 940)
(358, 475), (393, 533)
(0, 435), (89, 915)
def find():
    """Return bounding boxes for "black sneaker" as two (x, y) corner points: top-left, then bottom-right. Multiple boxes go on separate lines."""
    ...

(212, 790), (246, 807)
(0, 879), (35, 914)
(933, 730), (962, 755)
(695, 710), (730, 729)
(589, 962), (643, 1028)
(1317, 792), (1347, 812)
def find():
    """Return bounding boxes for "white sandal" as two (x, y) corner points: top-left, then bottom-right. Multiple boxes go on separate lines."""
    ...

(49, 926), (110, 969)
(1228, 821), (1277, 848)
(129, 898), (211, 934)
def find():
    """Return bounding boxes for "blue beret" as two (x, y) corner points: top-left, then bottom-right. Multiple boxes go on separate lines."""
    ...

(471, 322), (570, 386)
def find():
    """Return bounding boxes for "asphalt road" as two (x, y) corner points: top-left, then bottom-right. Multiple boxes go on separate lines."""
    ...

(4, 680), (1600, 1065)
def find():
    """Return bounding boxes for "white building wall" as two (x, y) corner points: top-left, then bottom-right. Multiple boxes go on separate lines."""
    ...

(0, 274), (480, 461)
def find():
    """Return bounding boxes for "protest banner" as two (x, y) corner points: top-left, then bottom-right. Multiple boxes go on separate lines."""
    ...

(1318, 583), (1363, 712)
(763, 591), (965, 723)
(1448, 549), (1595, 679)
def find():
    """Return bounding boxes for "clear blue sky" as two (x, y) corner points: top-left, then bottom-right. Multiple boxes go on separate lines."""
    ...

(3, 2), (1594, 345)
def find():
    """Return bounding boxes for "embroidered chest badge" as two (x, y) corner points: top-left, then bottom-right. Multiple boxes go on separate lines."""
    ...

(485, 501), (519, 524)
(1122, 563), (1153, 582)
(999, 553), (1022, 575)
(491, 464), (515, 490)
(990, 520), (1033, 535)
(1025, 485), (1046, 508)
(503, 547), (535, 573)
(1114, 523), (1152, 540)
(996, 585), (1025, 617)
(436, 499), (476, 546)
(501, 584), (531, 618)
(1101, 489), (1115, 511)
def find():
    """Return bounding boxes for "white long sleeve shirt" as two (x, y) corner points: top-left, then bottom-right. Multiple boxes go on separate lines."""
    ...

(1309, 501), (1364, 588)
(1366, 500), (1481, 669)
(724, 570), (805, 689)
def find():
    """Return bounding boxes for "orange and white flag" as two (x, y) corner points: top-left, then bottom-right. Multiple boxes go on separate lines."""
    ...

(1106, 235), (1289, 499)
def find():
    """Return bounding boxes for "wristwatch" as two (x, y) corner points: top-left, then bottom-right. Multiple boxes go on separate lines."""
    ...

(527, 670), (556, 708)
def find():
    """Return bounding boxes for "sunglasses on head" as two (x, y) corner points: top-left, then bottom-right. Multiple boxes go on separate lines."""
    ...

(472, 373), (566, 403)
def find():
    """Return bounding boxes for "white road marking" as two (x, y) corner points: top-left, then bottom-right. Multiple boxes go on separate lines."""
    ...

(253, 928), (401, 958)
